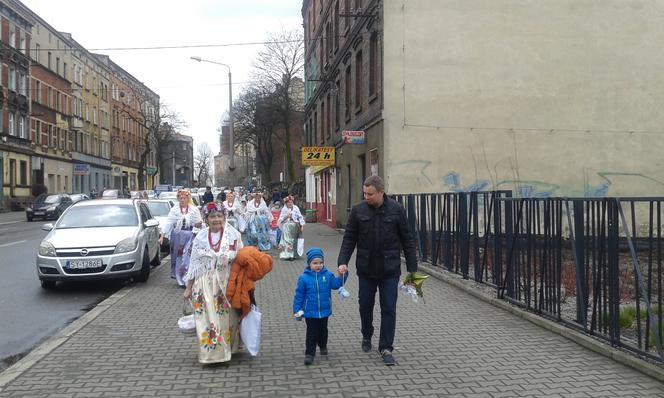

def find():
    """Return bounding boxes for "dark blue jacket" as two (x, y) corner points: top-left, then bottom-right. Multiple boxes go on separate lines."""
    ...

(293, 267), (347, 318)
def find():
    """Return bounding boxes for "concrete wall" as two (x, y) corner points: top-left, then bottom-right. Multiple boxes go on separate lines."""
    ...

(383, 0), (664, 197)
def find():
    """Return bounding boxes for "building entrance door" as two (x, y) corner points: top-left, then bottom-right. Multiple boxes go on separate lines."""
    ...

(9, 159), (16, 198)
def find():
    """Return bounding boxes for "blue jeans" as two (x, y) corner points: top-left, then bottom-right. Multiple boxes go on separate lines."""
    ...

(358, 276), (399, 353)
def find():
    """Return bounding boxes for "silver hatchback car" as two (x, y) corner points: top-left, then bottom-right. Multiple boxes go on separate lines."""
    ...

(36, 199), (161, 289)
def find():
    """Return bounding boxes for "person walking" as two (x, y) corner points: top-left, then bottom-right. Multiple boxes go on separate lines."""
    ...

(293, 247), (347, 365)
(337, 175), (417, 366)
(201, 186), (214, 205)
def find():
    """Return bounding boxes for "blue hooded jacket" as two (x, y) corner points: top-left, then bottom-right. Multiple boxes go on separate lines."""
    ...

(293, 266), (347, 318)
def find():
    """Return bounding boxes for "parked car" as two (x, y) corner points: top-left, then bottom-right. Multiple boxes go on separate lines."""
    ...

(36, 199), (161, 289)
(26, 194), (73, 221)
(159, 191), (177, 200)
(142, 199), (173, 252)
(69, 193), (90, 204)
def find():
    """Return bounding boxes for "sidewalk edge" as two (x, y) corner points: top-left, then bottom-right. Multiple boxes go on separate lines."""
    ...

(418, 263), (664, 383)
(0, 286), (134, 391)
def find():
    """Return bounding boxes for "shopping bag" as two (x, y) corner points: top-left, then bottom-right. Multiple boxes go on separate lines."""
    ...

(177, 314), (196, 335)
(240, 305), (262, 356)
(296, 238), (305, 257)
(237, 216), (247, 233)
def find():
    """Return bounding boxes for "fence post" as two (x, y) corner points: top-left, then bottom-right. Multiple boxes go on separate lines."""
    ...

(430, 194), (438, 266)
(572, 199), (588, 329)
(493, 192), (503, 287)
(607, 199), (621, 347)
(459, 192), (469, 279)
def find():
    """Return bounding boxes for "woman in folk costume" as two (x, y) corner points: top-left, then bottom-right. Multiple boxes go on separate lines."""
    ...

(244, 192), (274, 251)
(226, 245), (273, 322)
(278, 196), (306, 260)
(183, 207), (243, 365)
(223, 191), (246, 234)
(160, 190), (203, 287)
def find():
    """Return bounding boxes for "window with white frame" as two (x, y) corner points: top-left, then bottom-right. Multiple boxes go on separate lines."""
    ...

(35, 80), (41, 103)
(92, 107), (97, 125)
(19, 74), (27, 96)
(9, 26), (16, 48)
(35, 43), (40, 63)
(9, 113), (15, 136)
(19, 116), (25, 139)
(8, 67), (16, 92)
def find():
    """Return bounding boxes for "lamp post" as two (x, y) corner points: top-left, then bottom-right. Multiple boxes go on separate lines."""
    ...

(190, 56), (235, 180)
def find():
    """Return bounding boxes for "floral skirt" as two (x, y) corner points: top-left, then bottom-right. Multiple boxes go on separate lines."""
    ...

(191, 270), (240, 364)
(170, 229), (193, 287)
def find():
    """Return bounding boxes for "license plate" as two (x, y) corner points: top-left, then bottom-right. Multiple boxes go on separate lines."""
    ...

(34, 212), (44, 216)
(67, 259), (102, 269)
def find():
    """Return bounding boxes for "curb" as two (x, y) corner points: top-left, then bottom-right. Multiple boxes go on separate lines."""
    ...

(418, 263), (664, 383)
(0, 285), (135, 391)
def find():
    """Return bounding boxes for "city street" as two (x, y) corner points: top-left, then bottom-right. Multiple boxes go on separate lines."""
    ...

(0, 211), (125, 371)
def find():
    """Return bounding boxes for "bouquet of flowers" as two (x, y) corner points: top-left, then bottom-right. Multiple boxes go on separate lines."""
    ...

(400, 272), (430, 304)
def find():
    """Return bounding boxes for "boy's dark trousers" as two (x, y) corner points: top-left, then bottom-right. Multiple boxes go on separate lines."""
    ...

(304, 317), (328, 356)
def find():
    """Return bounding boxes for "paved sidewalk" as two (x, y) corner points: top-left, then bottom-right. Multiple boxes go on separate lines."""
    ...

(1, 223), (663, 397)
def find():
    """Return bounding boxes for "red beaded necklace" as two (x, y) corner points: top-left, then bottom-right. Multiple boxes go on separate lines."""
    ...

(208, 228), (223, 252)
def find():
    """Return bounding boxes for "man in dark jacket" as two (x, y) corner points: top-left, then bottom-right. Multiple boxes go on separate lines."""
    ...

(201, 186), (214, 205)
(337, 175), (417, 365)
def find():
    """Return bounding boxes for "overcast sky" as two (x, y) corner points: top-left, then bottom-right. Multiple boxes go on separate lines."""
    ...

(21, 0), (303, 157)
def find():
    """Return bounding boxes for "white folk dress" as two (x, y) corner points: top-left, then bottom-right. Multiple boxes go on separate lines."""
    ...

(244, 199), (274, 251)
(184, 224), (243, 364)
(223, 199), (246, 233)
(161, 204), (203, 286)
(278, 205), (305, 260)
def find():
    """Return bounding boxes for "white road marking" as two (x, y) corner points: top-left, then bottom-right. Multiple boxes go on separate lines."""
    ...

(0, 240), (27, 248)
(0, 221), (21, 226)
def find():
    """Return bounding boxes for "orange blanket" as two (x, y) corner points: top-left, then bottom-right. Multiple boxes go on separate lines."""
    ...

(226, 246), (273, 318)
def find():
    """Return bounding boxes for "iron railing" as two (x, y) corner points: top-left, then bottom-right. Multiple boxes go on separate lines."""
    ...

(392, 192), (664, 362)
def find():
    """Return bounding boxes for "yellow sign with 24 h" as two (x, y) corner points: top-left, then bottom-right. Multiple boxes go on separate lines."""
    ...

(301, 146), (335, 167)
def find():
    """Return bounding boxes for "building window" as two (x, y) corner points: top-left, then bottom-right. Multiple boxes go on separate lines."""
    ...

(334, 2), (340, 51)
(34, 80), (41, 103)
(355, 51), (363, 111)
(47, 87), (52, 107)
(19, 161), (27, 185)
(344, 0), (350, 31)
(344, 65), (351, 120)
(9, 26), (16, 48)
(35, 43), (40, 63)
(8, 113), (15, 136)
(335, 81), (340, 130)
(63, 62), (68, 79)
(369, 33), (378, 97)
(8, 67), (16, 92)
(18, 116), (26, 139)
(326, 93), (331, 139)
(314, 111), (318, 144)
(48, 52), (52, 70)
(56, 57), (60, 75)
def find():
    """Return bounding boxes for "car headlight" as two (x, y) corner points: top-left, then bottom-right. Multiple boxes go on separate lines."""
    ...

(47, 206), (57, 212)
(38, 241), (57, 257)
(114, 237), (138, 254)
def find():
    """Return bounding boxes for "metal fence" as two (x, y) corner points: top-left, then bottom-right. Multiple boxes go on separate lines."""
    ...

(392, 192), (664, 362)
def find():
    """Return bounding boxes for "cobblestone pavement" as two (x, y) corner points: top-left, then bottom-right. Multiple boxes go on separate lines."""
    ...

(1, 223), (663, 397)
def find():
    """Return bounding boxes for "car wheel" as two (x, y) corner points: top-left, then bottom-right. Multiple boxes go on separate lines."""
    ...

(135, 248), (151, 283)
(40, 280), (56, 290)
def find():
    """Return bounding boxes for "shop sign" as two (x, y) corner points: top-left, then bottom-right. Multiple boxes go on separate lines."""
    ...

(342, 130), (365, 144)
(73, 163), (90, 176)
(301, 146), (335, 167)
(147, 167), (157, 176)
(111, 166), (123, 177)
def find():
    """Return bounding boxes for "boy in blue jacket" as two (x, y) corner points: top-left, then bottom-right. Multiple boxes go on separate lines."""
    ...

(293, 247), (348, 365)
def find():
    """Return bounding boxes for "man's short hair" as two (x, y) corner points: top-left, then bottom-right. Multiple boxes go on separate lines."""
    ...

(363, 175), (385, 192)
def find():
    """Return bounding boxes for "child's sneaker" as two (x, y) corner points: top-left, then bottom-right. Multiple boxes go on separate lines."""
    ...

(304, 355), (314, 365)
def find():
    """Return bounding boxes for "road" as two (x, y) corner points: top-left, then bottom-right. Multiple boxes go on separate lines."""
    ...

(0, 211), (125, 371)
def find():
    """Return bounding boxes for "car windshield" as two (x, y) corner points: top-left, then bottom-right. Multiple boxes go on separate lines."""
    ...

(56, 205), (138, 228)
(35, 194), (60, 204)
(146, 202), (170, 216)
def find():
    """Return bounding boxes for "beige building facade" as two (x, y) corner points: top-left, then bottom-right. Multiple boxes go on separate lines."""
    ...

(382, 0), (664, 197)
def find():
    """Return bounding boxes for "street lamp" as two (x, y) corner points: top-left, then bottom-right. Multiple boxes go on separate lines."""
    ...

(190, 56), (235, 173)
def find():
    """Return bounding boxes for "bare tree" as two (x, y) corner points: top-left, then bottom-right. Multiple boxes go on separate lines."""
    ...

(252, 28), (305, 182)
(194, 143), (213, 187)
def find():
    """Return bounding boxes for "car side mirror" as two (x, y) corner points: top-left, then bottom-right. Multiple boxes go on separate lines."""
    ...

(144, 219), (159, 228)
(41, 223), (54, 231)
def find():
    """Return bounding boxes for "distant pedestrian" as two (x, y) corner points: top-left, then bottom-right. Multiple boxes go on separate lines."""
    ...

(271, 188), (280, 204)
(90, 187), (97, 199)
(293, 247), (347, 365)
(202, 186), (214, 205)
(337, 175), (418, 366)
(278, 196), (305, 260)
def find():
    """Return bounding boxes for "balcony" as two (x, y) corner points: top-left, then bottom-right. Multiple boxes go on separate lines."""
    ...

(71, 118), (83, 130)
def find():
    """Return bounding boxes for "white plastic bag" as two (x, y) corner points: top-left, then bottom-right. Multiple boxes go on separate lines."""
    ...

(399, 281), (419, 304)
(296, 238), (305, 257)
(240, 305), (262, 356)
(178, 314), (196, 334)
